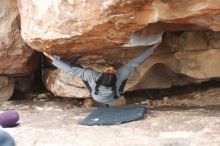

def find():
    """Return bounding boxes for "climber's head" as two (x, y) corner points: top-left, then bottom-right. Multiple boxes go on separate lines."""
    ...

(95, 67), (116, 88)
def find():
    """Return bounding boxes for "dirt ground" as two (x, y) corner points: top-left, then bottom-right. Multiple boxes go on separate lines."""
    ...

(1, 84), (220, 146)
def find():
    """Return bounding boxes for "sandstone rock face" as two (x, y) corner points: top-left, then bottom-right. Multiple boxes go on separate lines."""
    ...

(0, 76), (14, 101)
(0, 0), (38, 76)
(17, 0), (220, 97)
(18, 0), (220, 53)
(43, 69), (90, 98)
(128, 30), (220, 90)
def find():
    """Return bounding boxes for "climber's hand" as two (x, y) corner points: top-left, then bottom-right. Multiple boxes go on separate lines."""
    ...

(152, 42), (161, 52)
(43, 52), (53, 60)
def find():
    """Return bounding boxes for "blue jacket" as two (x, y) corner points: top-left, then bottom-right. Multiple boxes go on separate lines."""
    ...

(52, 48), (154, 104)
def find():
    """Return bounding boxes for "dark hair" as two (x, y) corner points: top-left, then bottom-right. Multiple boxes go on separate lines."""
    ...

(95, 73), (117, 95)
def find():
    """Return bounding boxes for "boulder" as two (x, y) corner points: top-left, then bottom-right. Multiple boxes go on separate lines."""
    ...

(43, 69), (90, 98)
(17, 0), (220, 53)
(0, 0), (38, 76)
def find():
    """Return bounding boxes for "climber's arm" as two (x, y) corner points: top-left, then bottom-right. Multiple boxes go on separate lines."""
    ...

(43, 52), (97, 81)
(116, 43), (160, 82)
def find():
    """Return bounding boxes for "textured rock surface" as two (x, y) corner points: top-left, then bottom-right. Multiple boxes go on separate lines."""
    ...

(131, 49), (220, 90)
(0, 0), (38, 76)
(17, 0), (220, 97)
(130, 30), (220, 89)
(43, 69), (90, 98)
(0, 76), (14, 101)
(18, 0), (220, 53)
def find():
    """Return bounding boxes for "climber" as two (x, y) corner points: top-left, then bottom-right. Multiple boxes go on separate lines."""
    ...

(43, 42), (160, 106)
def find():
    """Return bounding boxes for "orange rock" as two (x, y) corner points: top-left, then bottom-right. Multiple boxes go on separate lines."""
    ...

(17, 0), (220, 53)
(0, 0), (38, 76)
